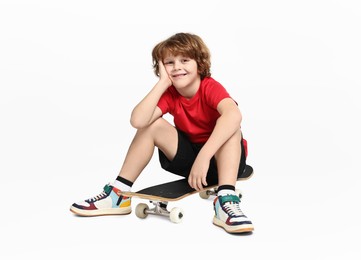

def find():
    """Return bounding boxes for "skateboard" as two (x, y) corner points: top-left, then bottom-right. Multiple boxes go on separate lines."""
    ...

(122, 165), (253, 223)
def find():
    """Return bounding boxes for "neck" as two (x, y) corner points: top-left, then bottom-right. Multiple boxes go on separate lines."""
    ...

(176, 77), (201, 99)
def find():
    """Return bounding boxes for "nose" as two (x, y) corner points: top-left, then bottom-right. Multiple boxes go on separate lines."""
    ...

(173, 60), (181, 71)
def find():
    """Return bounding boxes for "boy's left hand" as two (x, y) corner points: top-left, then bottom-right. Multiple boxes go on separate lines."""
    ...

(188, 157), (209, 191)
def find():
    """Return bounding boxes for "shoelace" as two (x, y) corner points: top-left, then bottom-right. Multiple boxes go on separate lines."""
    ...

(223, 201), (244, 217)
(87, 191), (107, 202)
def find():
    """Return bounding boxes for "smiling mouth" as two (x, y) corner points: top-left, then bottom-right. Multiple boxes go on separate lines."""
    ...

(172, 73), (187, 78)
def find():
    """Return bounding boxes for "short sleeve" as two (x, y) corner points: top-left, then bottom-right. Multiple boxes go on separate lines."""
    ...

(157, 87), (173, 115)
(203, 78), (232, 109)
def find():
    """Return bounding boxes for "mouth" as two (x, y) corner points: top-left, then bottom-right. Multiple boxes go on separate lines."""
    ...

(172, 73), (187, 78)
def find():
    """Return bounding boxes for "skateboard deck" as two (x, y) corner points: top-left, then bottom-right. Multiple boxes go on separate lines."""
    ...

(122, 165), (253, 201)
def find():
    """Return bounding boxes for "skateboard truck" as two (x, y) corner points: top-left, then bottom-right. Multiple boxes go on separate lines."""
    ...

(135, 201), (184, 223)
(199, 188), (242, 200)
(199, 188), (217, 199)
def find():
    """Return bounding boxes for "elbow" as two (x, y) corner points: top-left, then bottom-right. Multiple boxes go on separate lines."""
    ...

(232, 109), (242, 128)
(231, 110), (242, 133)
(219, 109), (242, 132)
(130, 117), (146, 129)
(130, 111), (145, 129)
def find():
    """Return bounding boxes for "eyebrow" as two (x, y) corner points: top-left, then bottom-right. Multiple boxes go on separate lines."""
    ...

(164, 55), (189, 60)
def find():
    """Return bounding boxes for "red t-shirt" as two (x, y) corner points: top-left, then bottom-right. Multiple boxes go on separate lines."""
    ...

(157, 77), (233, 143)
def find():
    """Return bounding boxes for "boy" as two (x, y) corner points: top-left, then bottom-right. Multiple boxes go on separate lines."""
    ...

(70, 33), (254, 233)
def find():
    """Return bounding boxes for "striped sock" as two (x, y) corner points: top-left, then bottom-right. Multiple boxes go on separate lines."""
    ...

(217, 185), (236, 196)
(113, 176), (133, 192)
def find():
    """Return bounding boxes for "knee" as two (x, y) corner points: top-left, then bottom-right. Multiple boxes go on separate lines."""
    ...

(148, 117), (168, 132)
(136, 118), (169, 136)
(215, 129), (242, 156)
(229, 129), (242, 143)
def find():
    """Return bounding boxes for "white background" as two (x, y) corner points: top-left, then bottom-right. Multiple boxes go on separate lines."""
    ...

(1, 0), (360, 259)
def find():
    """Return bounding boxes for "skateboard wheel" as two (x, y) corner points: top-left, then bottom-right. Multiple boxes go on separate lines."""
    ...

(199, 190), (210, 199)
(169, 207), (184, 223)
(135, 203), (149, 219)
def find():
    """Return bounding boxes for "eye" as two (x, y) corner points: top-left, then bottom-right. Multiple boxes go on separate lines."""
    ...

(164, 61), (173, 65)
(181, 59), (189, 63)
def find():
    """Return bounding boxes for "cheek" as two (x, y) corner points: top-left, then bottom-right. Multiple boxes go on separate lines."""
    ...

(165, 66), (172, 74)
(191, 62), (198, 71)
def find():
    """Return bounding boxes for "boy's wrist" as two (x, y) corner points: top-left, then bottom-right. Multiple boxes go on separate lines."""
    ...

(156, 79), (172, 91)
(197, 146), (213, 161)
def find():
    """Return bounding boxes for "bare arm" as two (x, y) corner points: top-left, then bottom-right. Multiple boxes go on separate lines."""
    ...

(198, 98), (241, 160)
(130, 62), (172, 129)
(188, 98), (242, 190)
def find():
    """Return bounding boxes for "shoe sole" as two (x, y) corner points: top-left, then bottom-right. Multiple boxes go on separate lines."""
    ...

(213, 216), (254, 233)
(70, 206), (132, 217)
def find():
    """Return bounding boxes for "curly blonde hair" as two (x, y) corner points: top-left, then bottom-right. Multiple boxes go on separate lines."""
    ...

(152, 33), (211, 79)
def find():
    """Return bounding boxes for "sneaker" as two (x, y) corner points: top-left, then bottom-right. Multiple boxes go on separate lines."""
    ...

(213, 194), (254, 233)
(70, 184), (131, 216)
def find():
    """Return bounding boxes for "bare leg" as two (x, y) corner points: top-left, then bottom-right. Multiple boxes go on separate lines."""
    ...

(215, 129), (242, 186)
(118, 118), (178, 182)
(212, 130), (254, 234)
(69, 118), (178, 217)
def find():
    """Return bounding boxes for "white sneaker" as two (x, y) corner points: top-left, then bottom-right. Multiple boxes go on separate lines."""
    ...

(213, 195), (254, 233)
(70, 184), (131, 216)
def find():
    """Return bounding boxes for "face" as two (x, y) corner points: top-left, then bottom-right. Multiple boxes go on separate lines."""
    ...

(163, 55), (200, 94)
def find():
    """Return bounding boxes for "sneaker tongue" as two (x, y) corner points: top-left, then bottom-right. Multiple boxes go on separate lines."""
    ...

(219, 195), (240, 205)
(103, 184), (113, 194)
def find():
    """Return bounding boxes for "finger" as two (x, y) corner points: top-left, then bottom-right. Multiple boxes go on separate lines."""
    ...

(193, 179), (199, 191)
(202, 176), (208, 187)
(188, 177), (192, 188)
(188, 176), (195, 190)
(158, 60), (165, 72)
(196, 178), (203, 191)
(190, 177), (199, 191)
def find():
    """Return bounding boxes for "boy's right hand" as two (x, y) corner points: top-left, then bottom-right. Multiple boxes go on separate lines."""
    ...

(158, 60), (172, 87)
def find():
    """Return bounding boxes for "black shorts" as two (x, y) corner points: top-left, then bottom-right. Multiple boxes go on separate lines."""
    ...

(158, 129), (247, 184)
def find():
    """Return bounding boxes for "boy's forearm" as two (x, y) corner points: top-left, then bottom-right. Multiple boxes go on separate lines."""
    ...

(198, 110), (241, 160)
(130, 80), (169, 129)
